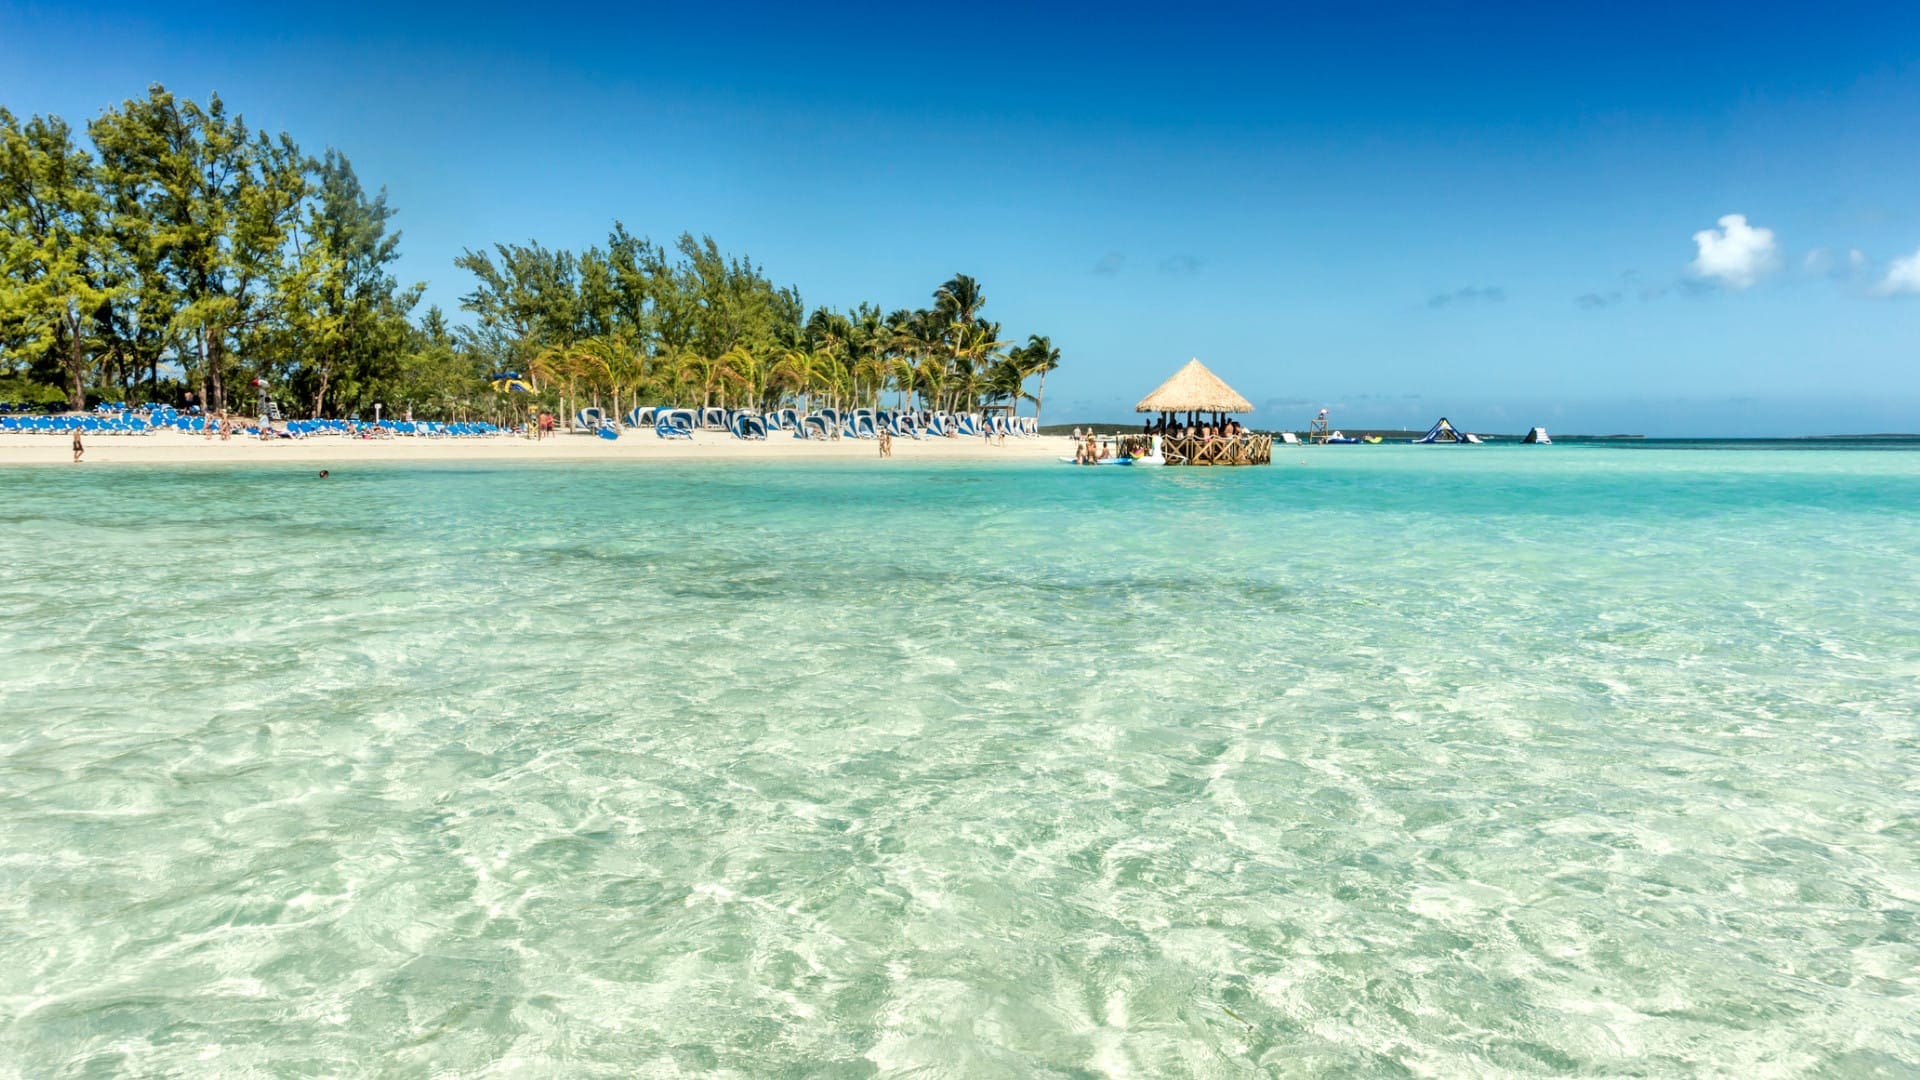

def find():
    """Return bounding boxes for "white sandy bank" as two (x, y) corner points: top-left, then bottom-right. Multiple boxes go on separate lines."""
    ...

(0, 429), (1074, 466)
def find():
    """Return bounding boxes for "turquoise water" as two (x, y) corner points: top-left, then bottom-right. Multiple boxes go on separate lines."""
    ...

(3, 448), (1917, 1076)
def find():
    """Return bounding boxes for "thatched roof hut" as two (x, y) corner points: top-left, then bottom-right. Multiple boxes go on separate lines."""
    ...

(1135, 358), (1254, 414)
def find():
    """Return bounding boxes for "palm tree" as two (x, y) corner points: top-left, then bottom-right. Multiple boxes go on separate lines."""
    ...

(888, 355), (917, 413)
(715, 345), (759, 409)
(656, 344), (702, 408)
(769, 349), (816, 411)
(853, 353), (890, 410)
(985, 356), (1035, 415)
(679, 350), (718, 410)
(949, 322), (1009, 412)
(912, 352), (947, 415)
(817, 350), (852, 411)
(1015, 334), (1061, 423)
(933, 274), (984, 327)
(575, 332), (646, 420)
(530, 339), (594, 422)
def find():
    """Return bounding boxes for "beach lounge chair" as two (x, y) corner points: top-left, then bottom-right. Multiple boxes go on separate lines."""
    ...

(800, 415), (828, 439)
(654, 409), (696, 438)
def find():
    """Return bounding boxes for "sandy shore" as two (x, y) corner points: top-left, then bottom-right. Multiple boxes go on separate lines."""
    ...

(0, 428), (1074, 466)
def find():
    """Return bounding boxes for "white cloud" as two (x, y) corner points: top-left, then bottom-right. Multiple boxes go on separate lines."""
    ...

(1689, 213), (1779, 289)
(1877, 248), (1920, 296)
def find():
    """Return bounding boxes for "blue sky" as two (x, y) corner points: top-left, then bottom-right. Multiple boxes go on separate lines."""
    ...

(5, 0), (1918, 434)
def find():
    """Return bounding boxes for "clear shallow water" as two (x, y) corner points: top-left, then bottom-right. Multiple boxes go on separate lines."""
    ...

(2, 447), (1917, 1077)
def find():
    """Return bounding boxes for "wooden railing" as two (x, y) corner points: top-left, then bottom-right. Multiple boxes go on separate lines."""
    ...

(1122, 433), (1272, 466)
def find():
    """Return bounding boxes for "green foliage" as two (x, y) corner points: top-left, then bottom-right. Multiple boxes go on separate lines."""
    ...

(1, 86), (445, 415)
(2, 86), (1067, 420)
(0, 108), (114, 408)
(447, 232), (1067, 418)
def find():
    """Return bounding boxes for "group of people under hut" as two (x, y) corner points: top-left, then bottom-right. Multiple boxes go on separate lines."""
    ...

(1144, 416), (1245, 439)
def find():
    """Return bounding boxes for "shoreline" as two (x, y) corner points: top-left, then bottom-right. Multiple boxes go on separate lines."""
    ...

(0, 429), (1074, 466)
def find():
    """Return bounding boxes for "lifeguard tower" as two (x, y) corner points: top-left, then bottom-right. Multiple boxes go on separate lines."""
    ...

(1307, 408), (1331, 444)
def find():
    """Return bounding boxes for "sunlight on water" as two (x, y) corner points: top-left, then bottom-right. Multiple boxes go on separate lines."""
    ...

(2, 447), (1917, 1075)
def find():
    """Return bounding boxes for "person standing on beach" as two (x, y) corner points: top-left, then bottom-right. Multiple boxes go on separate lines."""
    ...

(71, 428), (83, 462)
(878, 426), (892, 458)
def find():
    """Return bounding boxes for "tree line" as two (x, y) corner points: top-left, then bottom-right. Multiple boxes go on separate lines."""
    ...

(1, 85), (1063, 422)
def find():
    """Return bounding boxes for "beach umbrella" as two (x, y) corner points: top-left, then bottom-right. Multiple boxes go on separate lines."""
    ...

(490, 372), (534, 394)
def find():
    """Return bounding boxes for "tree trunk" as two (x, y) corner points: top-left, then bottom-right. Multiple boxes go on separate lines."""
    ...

(1034, 370), (1047, 425)
(62, 309), (87, 413)
(313, 364), (331, 419)
(195, 327), (210, 412)
(205, 328), (227, 413)
(66, 319), (87, 412)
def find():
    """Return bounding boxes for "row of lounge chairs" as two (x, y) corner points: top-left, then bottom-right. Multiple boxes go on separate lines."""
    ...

(0, 409), (503, 438)
(601, 406), (1043, 441)
(2, 414), (158, 435)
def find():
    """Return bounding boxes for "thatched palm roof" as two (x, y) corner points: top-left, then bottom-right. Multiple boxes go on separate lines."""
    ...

(1135, 358), (1254, 414)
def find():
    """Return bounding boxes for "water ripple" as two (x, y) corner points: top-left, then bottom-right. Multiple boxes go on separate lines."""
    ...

(1, 450), (1917, 1075)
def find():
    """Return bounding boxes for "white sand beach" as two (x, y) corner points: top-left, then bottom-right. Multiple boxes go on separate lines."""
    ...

(0, 428), (1074, 466)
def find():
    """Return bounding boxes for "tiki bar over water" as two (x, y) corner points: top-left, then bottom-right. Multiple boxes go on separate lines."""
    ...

(1134, 359), (1271, 466)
